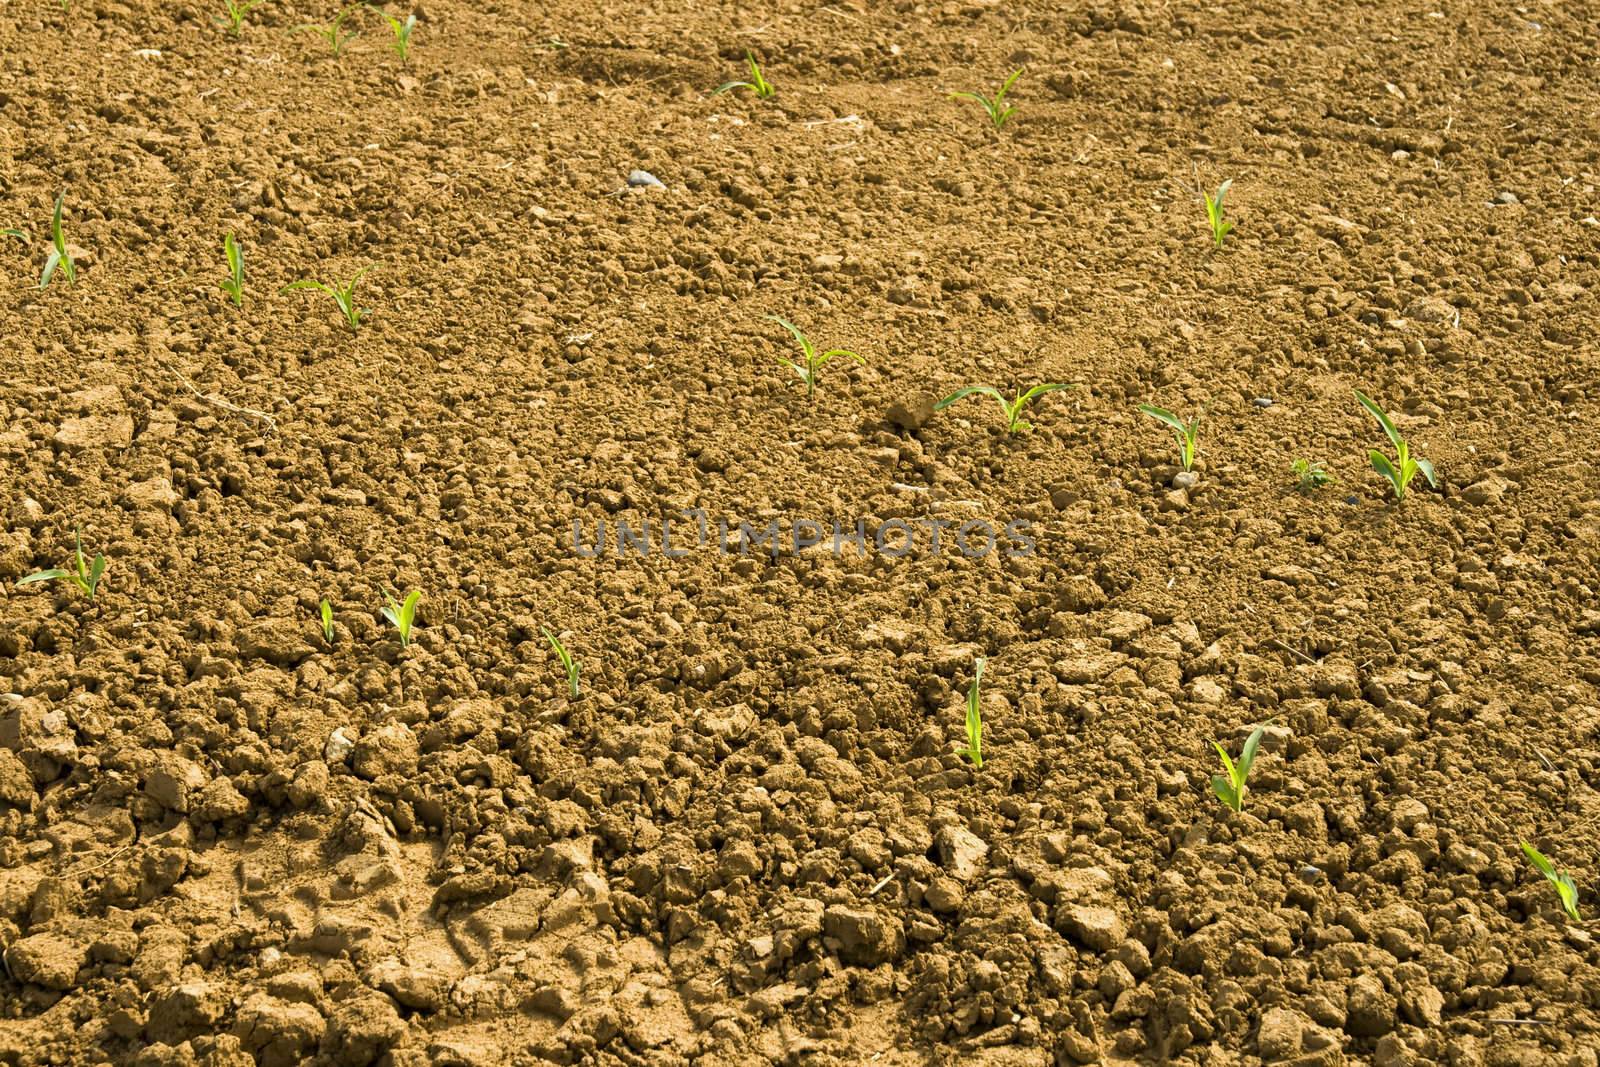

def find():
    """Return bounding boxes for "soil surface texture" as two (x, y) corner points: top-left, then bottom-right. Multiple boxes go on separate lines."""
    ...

(2, 0), (1599, 1065)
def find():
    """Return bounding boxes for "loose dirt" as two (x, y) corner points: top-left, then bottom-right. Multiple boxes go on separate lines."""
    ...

(2, 1), (1599, 1064)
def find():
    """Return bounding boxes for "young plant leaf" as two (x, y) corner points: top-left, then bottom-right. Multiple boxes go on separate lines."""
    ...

(541, 626), (581, 698)
(960, 657), (986, 768)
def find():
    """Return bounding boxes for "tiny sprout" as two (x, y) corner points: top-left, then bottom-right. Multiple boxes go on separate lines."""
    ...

(1292, 458), (1335, 492)
(767, 315), (863, 399)
(1355, 390), (1435, 502)
(714, 51), (776, 99)
(1140, 403), (1201, 472)
(936, 383), (1073, 434)
(319, 598), (335, 645)
(1, 227), (27, 244)
(296, 5), (360, 56)
(40, 190), (76, 290)
(958, 657), (986, 768)
(220, 232), (245, 307)
(950, 68), (1022, 130)
(17, 529), (106, 600)
(380, 588), (421, 647)
(541, 626), (581, 699)
(1203, 179), (1235, 249)
(1521, 841), (1581, 921)
(282, 266), (374, 331)
(1211, 720), (1271, 813)
(215, 0), (267, 36)
(367, 5), (416, 60)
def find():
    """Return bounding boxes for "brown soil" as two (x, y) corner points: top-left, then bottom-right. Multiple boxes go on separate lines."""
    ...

(3, 0), (1600, 1064)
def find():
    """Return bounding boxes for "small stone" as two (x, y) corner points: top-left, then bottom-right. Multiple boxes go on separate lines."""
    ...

(1160, 488), (1190, 511)
(626, 169), (665, 189)
(1253, 397), (1274, 408)
(934, 824), (989, 882)
(1494, 190), (1519, 205)
(325, 728), (357, 765)
(1171, 470), (1199, 490)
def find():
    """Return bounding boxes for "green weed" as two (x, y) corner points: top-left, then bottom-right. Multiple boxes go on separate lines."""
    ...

(1355, 389), (1436, 502)
(17, 529), (106, 600)
(957, 657), (986, 768)
(1140, 403), (1201, 472)
(380, 588), (421, 647)
(936, 382), (1072, 433)
(368, 5), (416, 60)
(40, 190), (76, 290)
(1292, 458), (1335, 492)
(1203, 179), (1235, 249)
(1521, 841), (1581, 921)
(714, 52), (775, 98)
(768, 315), (862, 399)
(282, 266), (374, 331)
(1211, 720), (1270, 812)
(296, 5), (360, 55)
(542, 626), (581, 698)
(219, 232), (245, 307)
(1, 227), (27, 244)
(950, 68), (1022, 129)
(215, 0), (267, 36)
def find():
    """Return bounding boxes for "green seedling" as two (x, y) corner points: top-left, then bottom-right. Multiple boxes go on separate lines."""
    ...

(957, 657), (986, 768)
(1354, 389), (1435, 502)
(219, 232), (245, 307)
(17, 529), (106, 600)
(380, 588), (421, 647)
(1291, 458), (1335, 492)
(1521, 841), (1581, 921)
(950, 68), (1022, 130)
(1140, 404), (1201, 472)
(541, 626), (581, 699)
(215, 0), (267, 35)
(368, 5), (416, 60)
(319, 598), (335, 645)
(40, 190), (76, 290)
(296, 5), (359, 55)
(714, 51), (776, 98)
(936, 383), (1073, 433)
(282, 266), (374, 331)
(1203, 179), (1235, 249)
(767, 315), (862, 399)
(1, 227), (27, 244)
(1211, 720), (1270, 813)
